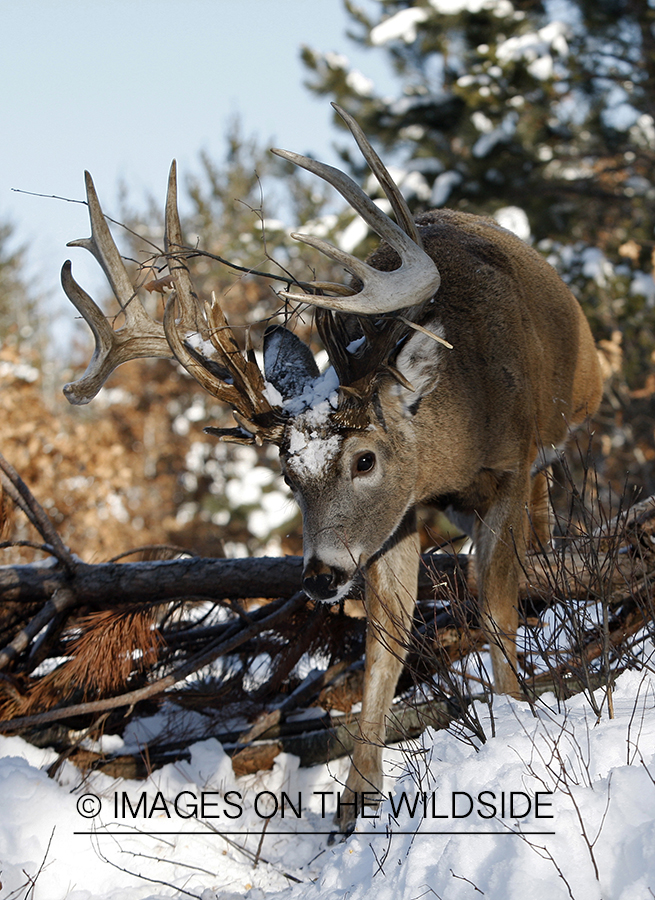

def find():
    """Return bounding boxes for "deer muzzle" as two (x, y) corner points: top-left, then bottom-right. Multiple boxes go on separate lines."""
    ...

(302, 557), (351, 604)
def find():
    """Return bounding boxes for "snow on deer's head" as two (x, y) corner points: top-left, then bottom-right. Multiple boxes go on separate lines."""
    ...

(262, 320), (445, 603)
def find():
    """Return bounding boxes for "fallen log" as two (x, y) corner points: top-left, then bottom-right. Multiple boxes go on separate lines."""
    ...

(0, 553), (472, 606)
(0, 556), (307, 605)
(3, 491), (653, 611)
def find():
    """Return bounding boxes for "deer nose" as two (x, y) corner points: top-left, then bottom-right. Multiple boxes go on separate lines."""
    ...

(302, 559), (347, 603)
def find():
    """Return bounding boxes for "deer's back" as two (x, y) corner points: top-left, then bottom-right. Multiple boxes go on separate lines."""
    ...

(370, 209), (602, 453)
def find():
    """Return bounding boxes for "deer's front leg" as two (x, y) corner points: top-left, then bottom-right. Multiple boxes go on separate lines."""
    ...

(335, 512), (419, 833)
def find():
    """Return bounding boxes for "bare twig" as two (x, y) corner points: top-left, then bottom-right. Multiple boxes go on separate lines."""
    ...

(253, 816), (270, 868)
(89, 837), (200, 899)
(0, 587), (77, 672)
(0, 452), (76, 573)
(450, 870), (484, 894)
(106, 544), (196, 563)
(0, 592), (305, 732)
(204, 819), (302, 882)
(46, 712), (110, 778)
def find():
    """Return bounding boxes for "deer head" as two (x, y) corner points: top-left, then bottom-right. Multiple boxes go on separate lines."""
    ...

(268, 317), (449, 603)
(62, 105), (445, 601)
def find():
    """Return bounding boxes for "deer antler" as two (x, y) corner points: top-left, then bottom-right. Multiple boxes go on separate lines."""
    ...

(271, 103), (441, 314)
(332, 104), (422, 248)
(61, 170), (196, 405)
(163, 166), (284, 444)
(63, 164), (284, 445)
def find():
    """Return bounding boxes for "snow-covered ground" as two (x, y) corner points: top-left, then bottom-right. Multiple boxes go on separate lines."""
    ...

(2, 663), (655, 900)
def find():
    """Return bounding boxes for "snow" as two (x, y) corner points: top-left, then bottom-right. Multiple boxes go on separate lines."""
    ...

(471, 110), (495, 134)
(286, 397), (342, 478)
(397, 170), (432, 202)
(263, 381), (285, 408)
(345, 70), (374, 98)
(472, 111), (518, 158)
(225, 466), (275, 508)
(94, 387), (136, 408)
(602, 87), (641, 132)
(370, 0), (514, 28)
(428, 0), (507, 15)
(281, 366), (339, 418)
(4, 665), (655, 898)
(496, 21), (569, 80)
(630, 113), (655, 149)
(431, 171), (463, 207)
(185, 333), (218, 360)
(631, 271), (655, 305)
(338, 216), (369, 254)
(248, 490), (294, 539)
(278, 360), (343, 481)
(289, 213), (338, 241)
(370, 8), (429, 46)
(494, 206), (531, 241)
(0, 359), (40, 383)
(581, 246), (614, 287)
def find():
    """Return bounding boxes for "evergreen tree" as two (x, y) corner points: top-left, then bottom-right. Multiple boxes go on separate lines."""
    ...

(302, 0), (655, 493)
(0, 219), (41, 346)
(303, 0), (655, 249)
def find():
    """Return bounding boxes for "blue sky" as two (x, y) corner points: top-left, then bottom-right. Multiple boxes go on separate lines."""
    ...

(1, 0), (392, 324)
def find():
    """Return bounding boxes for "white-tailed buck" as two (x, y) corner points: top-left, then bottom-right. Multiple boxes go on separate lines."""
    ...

(62, 105), (602, 832)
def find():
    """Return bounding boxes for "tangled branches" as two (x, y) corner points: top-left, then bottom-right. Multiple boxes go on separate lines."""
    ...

(0, 451), (653, 782)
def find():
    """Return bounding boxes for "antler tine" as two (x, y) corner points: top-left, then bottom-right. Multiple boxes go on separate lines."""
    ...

(331, 103), (422, 247)
(270, 141), (440, 315)
(164, 160), (204, 338)
(62, 172), (175, 405)
(61, 262), (166, 404)
(69, 172), (168, 335)
(67, 171), (134, 306)
(164, 162), (279, 440)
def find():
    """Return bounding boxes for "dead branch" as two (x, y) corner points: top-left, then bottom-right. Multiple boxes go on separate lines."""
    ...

(0, 449), (652, 784)
(0, 555), (304, 605)
(0, 587), (77, 671)
(0, 553), (472, 610)
(0, 592), (305, 733)
(0, 452), (76, 573)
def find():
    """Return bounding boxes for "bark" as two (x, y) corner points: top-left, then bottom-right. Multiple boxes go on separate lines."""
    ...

(0, 553), (468, 606)
(0, 518), (650, 610)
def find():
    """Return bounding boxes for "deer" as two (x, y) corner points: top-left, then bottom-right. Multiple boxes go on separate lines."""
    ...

(61, 104), (603, 833)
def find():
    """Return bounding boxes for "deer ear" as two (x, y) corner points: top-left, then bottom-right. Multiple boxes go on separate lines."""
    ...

(391, 326), (444, 412)
(264, 325), (320, 402)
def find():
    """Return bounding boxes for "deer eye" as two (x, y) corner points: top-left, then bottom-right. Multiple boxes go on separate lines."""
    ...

(353, 452), (376, 476)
